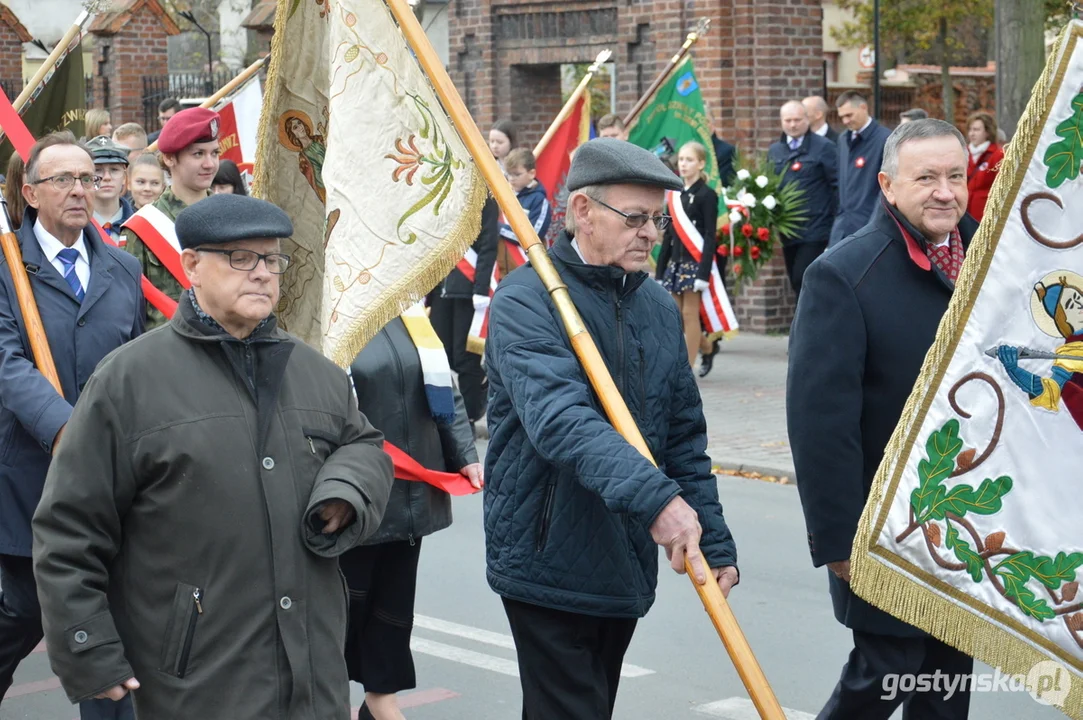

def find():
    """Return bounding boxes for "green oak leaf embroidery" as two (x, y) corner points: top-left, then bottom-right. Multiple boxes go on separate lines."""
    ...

(944, 522), (984, 582)
(910, 419), (962, 518)
(1043, 92), (1083, 188)
(921, 476), (1012, 523)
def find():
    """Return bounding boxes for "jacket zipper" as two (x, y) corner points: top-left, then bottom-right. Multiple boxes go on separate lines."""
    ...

(388, 337), (416, 546)
(536, 483), (556, 552)
(177, 588), (203, 678)
(638, 344), (647, 416)
(614, 287), (626, 396)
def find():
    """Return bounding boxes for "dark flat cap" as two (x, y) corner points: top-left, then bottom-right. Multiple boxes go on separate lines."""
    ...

(175, 194), (294, 249)
(566, 138), (683, 192)
(86, 135), (130, 166)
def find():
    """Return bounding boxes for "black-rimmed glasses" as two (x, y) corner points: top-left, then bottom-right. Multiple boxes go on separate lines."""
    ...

(196, 248), (291, 274)
(591, 198), (671, 231)
(31, 174), (101, 192)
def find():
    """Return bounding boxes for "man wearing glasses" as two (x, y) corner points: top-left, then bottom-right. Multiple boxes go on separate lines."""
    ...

(483, 138), (739, 719)
(0, 132), (144, 719)
(122, 107), (221, 329)
(33, 193), (394, 717)
(86, 136), (135, 245)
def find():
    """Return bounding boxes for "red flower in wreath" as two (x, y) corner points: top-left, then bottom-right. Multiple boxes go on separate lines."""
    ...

(719, 224), (731, 236)
(750, 245), (762, 260)
(757, 227), (770, 242)
(717, 244), (730, 257)
(741, 224), (754, 238)
(733, 245), (744, 257)
(733, 262), (743, 276)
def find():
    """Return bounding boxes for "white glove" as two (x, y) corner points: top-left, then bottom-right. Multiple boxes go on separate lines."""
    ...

(472, 294), (491, 312)
(693, 279), (710, 293)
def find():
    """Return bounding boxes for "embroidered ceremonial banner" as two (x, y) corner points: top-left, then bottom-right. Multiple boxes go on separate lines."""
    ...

(253, 0), (486, 360)
(850, 21), (1083, 718)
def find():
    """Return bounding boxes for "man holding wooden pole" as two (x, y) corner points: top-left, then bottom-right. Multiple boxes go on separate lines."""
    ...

(483, 138), (739, 719)
(0, 132), (144, 719)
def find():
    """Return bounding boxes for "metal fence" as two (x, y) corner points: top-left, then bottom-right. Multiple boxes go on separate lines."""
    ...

(141, 71), (234, 131)
(0, 77), (96, 111)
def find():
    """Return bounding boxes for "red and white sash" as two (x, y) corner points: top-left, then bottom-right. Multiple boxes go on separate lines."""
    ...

(120, 204), (191, 291)
(456, 247), (478, 284)
(91, 219), (180, 319)
(466, 264), (500, 355)
(666, 190), (739, 339)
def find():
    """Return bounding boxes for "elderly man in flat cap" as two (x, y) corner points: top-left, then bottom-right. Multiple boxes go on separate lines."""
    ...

(32, 194), (394, 718)
(484, 138), (739, 719)
(122, 106), (221, 328)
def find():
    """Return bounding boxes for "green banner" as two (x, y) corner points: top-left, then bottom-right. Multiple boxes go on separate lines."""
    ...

(0, 43), (86, 168)
(628, 57), (720, 191)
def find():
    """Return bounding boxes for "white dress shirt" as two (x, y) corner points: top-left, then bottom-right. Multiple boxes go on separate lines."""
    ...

(34, 219), (91, 293)
(814, 123), (829, 137)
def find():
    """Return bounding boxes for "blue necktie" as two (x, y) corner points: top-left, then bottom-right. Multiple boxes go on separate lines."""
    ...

(789, 137), (800, 151)
(56, 248), (85, 302)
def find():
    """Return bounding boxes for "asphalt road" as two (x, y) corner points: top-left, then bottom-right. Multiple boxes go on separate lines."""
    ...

(0, 463), (1067, 719)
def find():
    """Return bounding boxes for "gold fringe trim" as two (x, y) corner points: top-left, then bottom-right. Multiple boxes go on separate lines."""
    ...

(851, 22), (1083, 720)
(250, 0), (292, 200)
(327, 169), (488, 367)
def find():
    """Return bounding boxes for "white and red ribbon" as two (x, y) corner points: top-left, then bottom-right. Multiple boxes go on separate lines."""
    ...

(667, 190), (739, 339)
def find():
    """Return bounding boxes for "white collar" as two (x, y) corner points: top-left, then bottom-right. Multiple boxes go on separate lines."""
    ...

(572, 238), (628, 282)
(34, 218), (89, 264)
(814, 123), (829, 136)
(969, 141), (991, 157)
(855, 117), (873, 135)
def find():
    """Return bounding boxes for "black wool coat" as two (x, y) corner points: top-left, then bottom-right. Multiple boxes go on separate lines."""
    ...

(787, 199), (978, 636)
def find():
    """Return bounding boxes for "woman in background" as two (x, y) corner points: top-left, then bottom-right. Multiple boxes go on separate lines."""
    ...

(212, 159), (248, 195)
(344, 307), (482, 720)
(965, 111), (1003, 224)
(488, 119), (516, 173)
(85, 109), (113, 139)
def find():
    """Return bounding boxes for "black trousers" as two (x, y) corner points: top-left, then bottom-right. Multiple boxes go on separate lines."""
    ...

(817, 629), (974, 720)
(429, 294), (487, 421)
(502, 597), (637, 720)
(0, 555), (133, 719)
(783, 241), (827, 300)
(340, 539), (423, 694)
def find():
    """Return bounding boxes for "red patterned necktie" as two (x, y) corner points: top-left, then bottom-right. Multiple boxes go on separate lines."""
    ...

(926, 229), (964, 284)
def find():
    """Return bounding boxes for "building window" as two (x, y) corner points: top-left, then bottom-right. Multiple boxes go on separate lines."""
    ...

(824, 52), (840, 84)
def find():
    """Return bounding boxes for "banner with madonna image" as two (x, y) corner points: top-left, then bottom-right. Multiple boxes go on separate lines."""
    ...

(849, 20), (1083, 718)
(253, 0), (487, 359)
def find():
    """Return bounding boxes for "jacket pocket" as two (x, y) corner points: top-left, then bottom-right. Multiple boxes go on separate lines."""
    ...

(535, 483), (556, 552)
(303, 426), (339, 461)
(159, 582), (203, 678)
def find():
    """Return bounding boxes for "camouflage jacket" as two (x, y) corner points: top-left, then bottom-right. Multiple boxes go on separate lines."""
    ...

(121, 188), (211, 329)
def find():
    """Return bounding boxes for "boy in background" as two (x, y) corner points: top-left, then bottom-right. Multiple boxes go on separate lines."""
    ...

(498, 148), (552, 275)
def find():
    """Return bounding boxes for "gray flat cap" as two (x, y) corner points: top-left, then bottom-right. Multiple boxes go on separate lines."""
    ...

(566, 138), (683, 192)
(86, 135), (130, 166)
(175, 194), (294, 250)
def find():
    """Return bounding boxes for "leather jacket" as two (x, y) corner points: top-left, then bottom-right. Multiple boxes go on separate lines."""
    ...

(348, 317), (478, 544)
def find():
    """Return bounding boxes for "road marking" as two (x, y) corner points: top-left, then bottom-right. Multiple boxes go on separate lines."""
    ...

(414, 614), (654, 678)
(693, 697), (815, 720)
(411, 637), (521, 677)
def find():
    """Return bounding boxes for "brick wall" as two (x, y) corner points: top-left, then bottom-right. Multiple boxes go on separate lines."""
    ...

(448, 0), (822, 330)
(0, 4), (31, 91)
(89, 0), (179, 127)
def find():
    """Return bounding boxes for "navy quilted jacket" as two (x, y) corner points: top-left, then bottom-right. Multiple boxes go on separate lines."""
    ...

(483, 232), (737, 618)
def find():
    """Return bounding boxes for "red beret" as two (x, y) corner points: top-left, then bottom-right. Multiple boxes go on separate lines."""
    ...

(157, 107), (221, 154)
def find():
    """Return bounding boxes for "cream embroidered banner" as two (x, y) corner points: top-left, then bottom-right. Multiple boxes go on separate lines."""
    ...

(253, 0), (485, 361)
(851, 21), (1083, 719)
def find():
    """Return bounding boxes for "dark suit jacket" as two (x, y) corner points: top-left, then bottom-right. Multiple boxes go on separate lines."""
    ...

(829, 119), (893, 245)
(787, 200), (978, 636)
(0, 209), (144, 555)
(767, 132), (838, 246)
(711, 135), (736, 187)
(823, 125), (839, 144)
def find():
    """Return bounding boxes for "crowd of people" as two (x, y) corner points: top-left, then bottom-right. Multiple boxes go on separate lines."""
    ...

(0, 80), (1005, 720)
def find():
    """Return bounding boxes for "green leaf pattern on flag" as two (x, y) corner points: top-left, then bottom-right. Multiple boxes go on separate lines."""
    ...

(922, 476), (1012, 523)
(1043, 92), (1083, 188)
(910, 419), (962, 518)
(944, 522), (984, 582)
